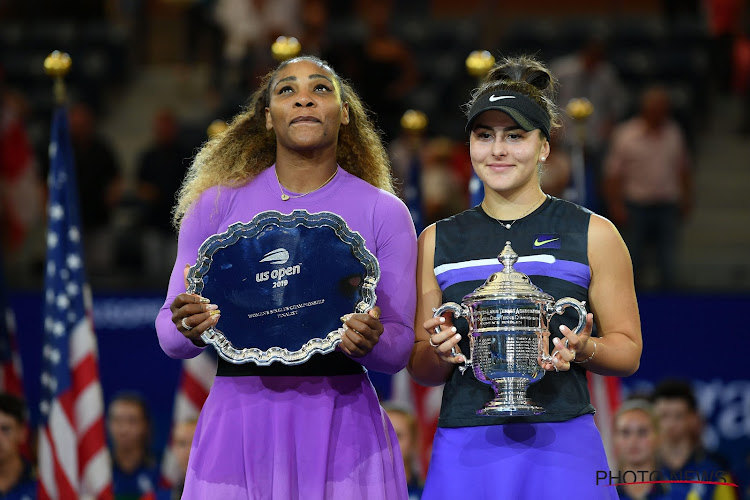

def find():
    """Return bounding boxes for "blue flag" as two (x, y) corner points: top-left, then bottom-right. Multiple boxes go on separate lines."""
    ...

(404, 154), (424, 234)
(469, 172), (484, 208)
(0, 252), (23, 396)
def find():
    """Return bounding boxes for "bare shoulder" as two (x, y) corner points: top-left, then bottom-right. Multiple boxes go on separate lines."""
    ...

(418, 222), (437, 244)
(417, 223), (437, 260)
(588, 213), (633, 276)
(589, 213), (626, 251)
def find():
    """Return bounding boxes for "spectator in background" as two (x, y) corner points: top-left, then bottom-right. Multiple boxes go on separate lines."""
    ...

(613, 399), (674, 500)
(550, 37), (626, 211)
(705, 0), (745, 94)
(390, 131), (469, 230)
(651, 379), (737, 500)
(0, 87), (45, 285)
(539, 135), (573, 199)
(298, 0), (331, 59)
(212, 0), (301, 95)
(346, 0), (419, 141)
(141, 418), (198, 500)
(107, 393), (159, 500)
(419, 137), (465, 225)
(383, 403), (423, 500)
(136, 108), (191, 279)
(0, 394), (36, 499)
(604, 86), (693, 290)
(68, 102), (122, 275)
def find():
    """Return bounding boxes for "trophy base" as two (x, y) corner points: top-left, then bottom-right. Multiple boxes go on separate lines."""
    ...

(478, 377), (545, 416)
(477, 401), (545, 417)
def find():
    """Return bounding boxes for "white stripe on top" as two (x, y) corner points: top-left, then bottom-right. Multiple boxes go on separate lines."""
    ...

(434, 254), (556, 276)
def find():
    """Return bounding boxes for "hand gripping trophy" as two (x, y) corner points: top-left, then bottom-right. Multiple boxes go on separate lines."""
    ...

(433, 241), (587, 416)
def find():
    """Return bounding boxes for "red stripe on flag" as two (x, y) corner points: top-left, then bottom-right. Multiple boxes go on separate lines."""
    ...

(71, 354), (98, 397)
(77, 417), (106, 473)
(96, 485), (114, 500)
(2, 364), (23, 395)
(181, 370), (210, 409)
(56, 391), (76, 436)
(45, 426), (78, 500)
(606, 376), (622, 410)
(38, 483), (51, 500)
(410, 383), (440, 476)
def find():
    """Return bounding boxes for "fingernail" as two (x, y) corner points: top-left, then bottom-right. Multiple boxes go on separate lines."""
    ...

(559, 325), (566, 332)
(454, 334), (461, 341)
(199, 297), (210, 303)
(450, 326), (457, 333)
(439, 317), (446, 323)
(368, 309), (380, 319)
(553, 337), (560, 345)
(210, 310), (220, 316)
(206, 304), (218, 311)
(340, 314), (352, 323)
(212, 314), (220, 322)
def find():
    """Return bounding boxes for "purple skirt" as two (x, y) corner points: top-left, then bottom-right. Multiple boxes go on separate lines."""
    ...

(422, 414), (619, 500)
(182, 374), (408, 500)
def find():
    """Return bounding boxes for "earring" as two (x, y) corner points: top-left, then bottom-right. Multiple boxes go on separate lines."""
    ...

(540, 156), (546, 162)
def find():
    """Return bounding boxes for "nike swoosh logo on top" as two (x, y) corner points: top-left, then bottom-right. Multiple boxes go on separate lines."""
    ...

(489, 95), (515, 102)
(534, 237), (559, 247)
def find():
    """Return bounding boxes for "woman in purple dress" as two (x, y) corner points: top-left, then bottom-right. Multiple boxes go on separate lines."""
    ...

(155, 56), (417, 499)
(408, 55), (642, 499)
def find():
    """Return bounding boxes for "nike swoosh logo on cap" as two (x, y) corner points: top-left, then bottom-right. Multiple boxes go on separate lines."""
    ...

(534, 237), (559, 247)
(489, 95), (516, 102)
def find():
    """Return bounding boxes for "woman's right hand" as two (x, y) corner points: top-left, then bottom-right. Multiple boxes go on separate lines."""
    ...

(423, 316), (465, 364)
(170, 293), (220, 347)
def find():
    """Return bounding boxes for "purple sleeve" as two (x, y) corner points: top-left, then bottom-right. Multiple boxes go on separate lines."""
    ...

(155, 187), (222, 359)
(354, 192), (417, 374)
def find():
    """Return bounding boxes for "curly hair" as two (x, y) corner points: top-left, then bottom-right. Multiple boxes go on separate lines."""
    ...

(173, 56), (394, 227)
(463, 54), (562, 134)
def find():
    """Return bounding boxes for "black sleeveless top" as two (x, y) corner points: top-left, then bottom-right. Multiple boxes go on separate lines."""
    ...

(434, 196), (596, 427)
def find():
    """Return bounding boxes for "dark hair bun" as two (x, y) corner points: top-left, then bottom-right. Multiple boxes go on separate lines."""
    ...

(525, 69), (551, 92)
(482, 55), (556, 101)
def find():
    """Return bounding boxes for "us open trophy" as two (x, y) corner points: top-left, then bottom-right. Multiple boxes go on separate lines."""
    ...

(433, 241), (587, 416)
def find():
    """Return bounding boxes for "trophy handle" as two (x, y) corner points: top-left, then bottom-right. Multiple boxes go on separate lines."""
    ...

(432, 302), (470, 372)
(548, 297), (588, 348)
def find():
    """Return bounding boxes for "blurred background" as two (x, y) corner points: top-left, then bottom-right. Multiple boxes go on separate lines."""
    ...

(1, 0), (749, 497)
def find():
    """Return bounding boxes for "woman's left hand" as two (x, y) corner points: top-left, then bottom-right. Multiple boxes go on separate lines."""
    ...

(339, 307), (384, 357)
(541, 313), (594, 372)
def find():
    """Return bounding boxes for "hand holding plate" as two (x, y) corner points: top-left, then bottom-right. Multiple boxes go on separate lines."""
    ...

(340, 307), (383, 357)
(170, 293), (220, 346)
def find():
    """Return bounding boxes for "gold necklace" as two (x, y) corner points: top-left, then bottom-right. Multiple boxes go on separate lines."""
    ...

(275, 167), (337, 201)
(483, 194), (546, 229)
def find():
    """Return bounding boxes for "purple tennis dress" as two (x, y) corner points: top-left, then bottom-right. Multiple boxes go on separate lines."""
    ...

(155, 166), (417, 499)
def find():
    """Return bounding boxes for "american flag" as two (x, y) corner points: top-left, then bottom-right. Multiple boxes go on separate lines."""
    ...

(390, 369), (443, 478)
(160, 351), (215, 486)
(0, 259), (24, 397)
(39, 106), (113, 500)
(588, 372), (622, 470)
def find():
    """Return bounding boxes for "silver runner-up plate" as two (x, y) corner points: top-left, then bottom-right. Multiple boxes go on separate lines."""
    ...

(186, 210), (380, 366)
